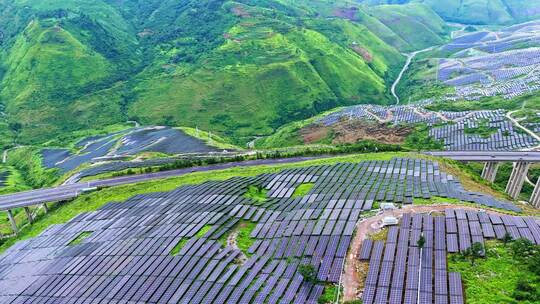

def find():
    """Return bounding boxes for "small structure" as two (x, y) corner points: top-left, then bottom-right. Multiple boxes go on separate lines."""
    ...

(380, 203), (397, 210)
(382, 216), (399, 226)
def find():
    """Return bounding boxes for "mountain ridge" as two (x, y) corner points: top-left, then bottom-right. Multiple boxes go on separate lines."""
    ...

(3, 0), (525, 147)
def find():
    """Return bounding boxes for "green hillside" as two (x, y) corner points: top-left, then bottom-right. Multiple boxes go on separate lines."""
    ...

(366, 3), (449, 50)
(364, 0), (540, 25)
(0, 0), (455, 147)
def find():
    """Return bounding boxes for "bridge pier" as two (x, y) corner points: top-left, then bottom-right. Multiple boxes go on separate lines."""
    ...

(481, 162), (500, 183)
(530, 179), (540, 208)
(505, 162), (530, 199)
(42, 203), (48, 214)
(23, 207), (33, 224)
(6, 210), (18, 234)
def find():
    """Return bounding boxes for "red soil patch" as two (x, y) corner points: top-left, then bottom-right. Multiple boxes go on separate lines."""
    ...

(301, 120), (413, 145)
(352, 45), (373, 63)
(332, 7), (359, 21)
(300, 125), (331, 144)
(231, 6), (250, 18)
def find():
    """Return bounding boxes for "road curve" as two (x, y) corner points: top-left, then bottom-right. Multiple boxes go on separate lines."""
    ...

(506, 110), (540, 150)
(391, 47), (434, 105)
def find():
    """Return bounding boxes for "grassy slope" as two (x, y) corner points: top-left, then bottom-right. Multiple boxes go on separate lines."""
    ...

(395, 55), (454, 102)
(255, 108), (342, 148)
(0, 0), (454, 147)
(178, 127), (243, 151)
(0, 152), (406, 252)
(449, 240), (540, 304)
(367, 0), (540, 25)
(422, 0), (514, 25)
(6, 147), (59, 189)
(0, 19), (125, 143)
(128, 10), (393, 141)
(2, 151), (536, 253)
(0, 166), (32, 195)
(366, 3), (450, 51)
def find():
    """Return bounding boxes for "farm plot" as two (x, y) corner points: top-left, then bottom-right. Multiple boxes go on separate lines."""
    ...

(358, 209), (540, 304)
(0, 158), (520, 303)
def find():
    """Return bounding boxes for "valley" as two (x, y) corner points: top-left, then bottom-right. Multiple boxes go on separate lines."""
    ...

(1, 1), (540, 304)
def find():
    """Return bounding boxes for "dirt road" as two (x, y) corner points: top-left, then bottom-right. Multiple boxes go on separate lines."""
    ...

(342, 204), (511, 301)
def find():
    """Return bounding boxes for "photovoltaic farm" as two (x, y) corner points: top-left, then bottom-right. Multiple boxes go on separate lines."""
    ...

(435, 21), (540, 102)
(0, 158), (522, 303)
(0, 170), (7, 189)
(317, 105), (539, 151)
(429, 110), (538, 151)
(41, 127), (218, 173)
(359, 209), (540, 304)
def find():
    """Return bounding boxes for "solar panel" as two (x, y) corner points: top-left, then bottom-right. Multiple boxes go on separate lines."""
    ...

(358, 239), (373, 261)
(0, 159), (530, 303)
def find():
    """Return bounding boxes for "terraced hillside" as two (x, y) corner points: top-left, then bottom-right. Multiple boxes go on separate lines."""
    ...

(0, 0), (455, 146)
(364, 0), (540, 25)
(0, 156), (530, 303)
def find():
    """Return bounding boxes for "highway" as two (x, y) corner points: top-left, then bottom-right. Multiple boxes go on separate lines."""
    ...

(3, 151), (540, 212)
(424, 151), (540, 162)
(0, 156), (327, 211)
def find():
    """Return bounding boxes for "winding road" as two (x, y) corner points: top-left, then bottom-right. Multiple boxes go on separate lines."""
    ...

(391, 47), (435, 105)
(506, 110), (540, 151)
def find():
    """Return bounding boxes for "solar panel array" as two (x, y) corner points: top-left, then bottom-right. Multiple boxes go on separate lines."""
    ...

(0, 170), (8, 188)
(315, 104), (538, 151)
(429, 110), (538, 151)
(435, 23), (540, 101)
(0, 158), (521, 303)
(359, 209), (540, 304)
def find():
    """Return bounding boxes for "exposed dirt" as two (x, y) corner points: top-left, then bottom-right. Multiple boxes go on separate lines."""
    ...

(231, 6), (250, 18)
(352, 45), (373, 63)
(332, 7), (358, 20)
(300, 125), (332, 144)
(227, 230), (248, 264)
(342, 204), (513, 301)
(300, 120), (413, 145)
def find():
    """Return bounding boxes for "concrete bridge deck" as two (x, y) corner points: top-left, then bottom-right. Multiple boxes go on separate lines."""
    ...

(425, 151), (540, 162)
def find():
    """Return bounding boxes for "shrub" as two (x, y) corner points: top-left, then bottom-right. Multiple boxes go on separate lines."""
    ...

(529, 250), (540, 275)
(417, 235), (426, 248)
(299, 264), (317, 283)
(512, 277), (538, 301)
(502, 232), (513, 245)
(462, 242), (484, 266)
(511, 238), (536, 259)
